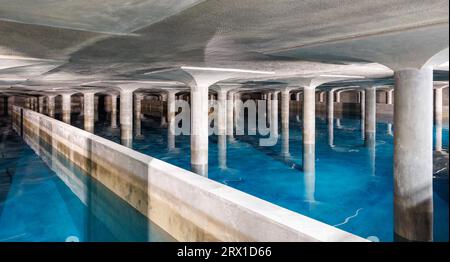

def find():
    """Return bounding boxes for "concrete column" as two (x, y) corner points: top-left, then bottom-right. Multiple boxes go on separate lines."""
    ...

(227, 91), (235, 138)
(234, 93), (242, 127)
(191, 83), (209, 176)
(386, 89), (394, 105)
(47, 95), (56, 118)
(360, 90), (366, 140)
(120, 90), (133, 147)
(134, 93), (144, 138)
(296, 92), (301, 101)
(217, 89), (227, 136)
(365, 86), (376, 147)
(94, 96), (99, 122)
(2, 96), (7, 116)
(167, 90), (177, 150)
(394, 67), (433, 242)
(160, 93), (167, 127)
(104, 95), (112, 113)
(79, 96), (84, 116)
(281, 89), (290, 158)
(218, 90), (228, 167)
(83, 92), (95, 133)
(62, 94), (72, 124)
(335, 91), (341, 103)
(303, 87), (315, 174)
(319, 92), (325, 103)
(270, 91), (279, 139)
(267, 93), (272, 125)
(327, 90), (334, 147)
(434, 88), (443, 151)
(110, 94), (118, 128)
(38, 96), (44, 113)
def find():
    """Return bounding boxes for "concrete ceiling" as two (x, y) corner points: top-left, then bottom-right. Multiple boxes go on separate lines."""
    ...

(0, 0), (448, 92)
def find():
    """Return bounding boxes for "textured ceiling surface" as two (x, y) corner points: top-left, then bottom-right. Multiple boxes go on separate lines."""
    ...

(0, 0), (448, 92)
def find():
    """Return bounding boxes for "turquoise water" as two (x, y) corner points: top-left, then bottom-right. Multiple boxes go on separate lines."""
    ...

(75, 109), (449, 242)
(0, 117), (174, 242)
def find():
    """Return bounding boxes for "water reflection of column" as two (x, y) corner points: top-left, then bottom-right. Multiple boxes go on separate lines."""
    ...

(47, 95), (56, 118)
(167, 90), (178, 150)
(62, 93), (72, 124)
(336, 118), (341, 129)
(387, 123), (393, 136)
(304, 171), (316, 203)
(360, 90), (365, 140)
(110, 94), (118, 128)
(120, 90), (133, 147)
(83, 91), (95, 133)
(434, 87), (443, 151)
(281, 89), (290, 158)
(134, 93), (144, 139)
(270, 91), (279, 139)
(327, 90), (334, 147)
(303, 87), (315, 174)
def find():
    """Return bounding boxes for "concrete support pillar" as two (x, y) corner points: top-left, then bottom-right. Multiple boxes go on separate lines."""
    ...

(365, 86), (376, 147)
(94, 96), (99, 122)
(234, 93), (242, 127)
(394, 67), (433, 242)
(434, 88), (443, 151)
(167, 90), (177, 150)
(386, 89), (394, 105)
(62, 94), (72, 124)
(191, 83), (209, 176)
(83, 92), (95, 133)
(360, 90), (366, 140)
(104, 95), (112, 113)
(120, 90), (133, 148)
(281, 89), (290, 158)
(217, 90), (227, 136)
(3, 96), (7, 116)
(319, 92), (325, 103)
(327, 90), (334, 147)
(134, 93), (144, 138)
(303, 87), (315, 173)
(38, 96), (44, 114)
(160, 93), (167, 127)
(270, 91), (279, 140)
(267, 93), (272, 125)
(110, 94), (117, 128)
(79, 96), (84, 116)
(227, 91), (235, 138)
(335, 91), (341, 103)
(47, 95), (56, 118)
(296, 92), (301, 101)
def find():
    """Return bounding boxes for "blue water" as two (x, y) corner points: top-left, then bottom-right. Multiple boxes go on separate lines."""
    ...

(76, 109), (449, 242)
(0, 117), (174, 242)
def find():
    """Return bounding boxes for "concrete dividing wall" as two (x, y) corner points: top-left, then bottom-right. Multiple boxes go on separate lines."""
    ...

(11, 106), (366, 242)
